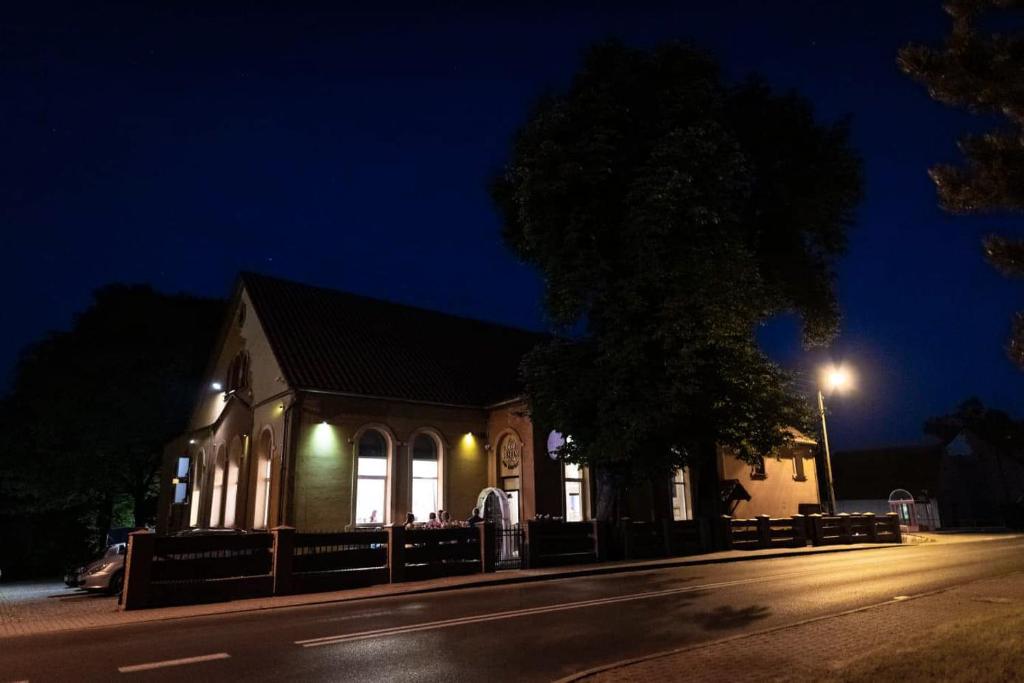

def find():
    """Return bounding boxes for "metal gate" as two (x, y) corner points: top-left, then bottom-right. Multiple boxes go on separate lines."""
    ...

(494, 523), (524, 571)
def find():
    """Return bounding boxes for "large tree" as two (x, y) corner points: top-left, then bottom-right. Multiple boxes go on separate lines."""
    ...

(0, 284), (222, 570)
(899, 1), (1024, 365)
(492, 41), (862, 520)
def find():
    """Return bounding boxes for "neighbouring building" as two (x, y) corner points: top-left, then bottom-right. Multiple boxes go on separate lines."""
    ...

(157, 273), (821, 535)
(833, 431), (1024, 530)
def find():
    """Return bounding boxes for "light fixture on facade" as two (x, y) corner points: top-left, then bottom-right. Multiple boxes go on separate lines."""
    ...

(211, 381), (223, 391)
(189, 439), (196, 445)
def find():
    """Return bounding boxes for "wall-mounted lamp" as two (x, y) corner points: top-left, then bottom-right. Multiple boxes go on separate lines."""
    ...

(188, 439), (196, 445)
(211, 381), (223, 391)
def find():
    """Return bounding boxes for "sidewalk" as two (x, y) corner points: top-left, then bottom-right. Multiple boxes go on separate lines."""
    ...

(0, 541), (910, 639)
(571, 561), (1024, 682)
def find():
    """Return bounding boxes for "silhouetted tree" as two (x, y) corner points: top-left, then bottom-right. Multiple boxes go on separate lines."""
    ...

(899, 1), (1024, 366)
(0, 284), (222, 565)
(925, 397), (1024, 452)
(492, 41), (863, 520)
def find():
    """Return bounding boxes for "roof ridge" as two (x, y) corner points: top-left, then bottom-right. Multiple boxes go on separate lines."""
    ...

(239, 270), (546, 339)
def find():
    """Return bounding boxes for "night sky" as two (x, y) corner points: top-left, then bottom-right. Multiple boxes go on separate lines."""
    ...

(4, 1), (1023, 450)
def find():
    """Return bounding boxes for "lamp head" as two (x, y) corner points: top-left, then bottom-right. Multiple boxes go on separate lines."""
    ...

(822, 365), (853, 393)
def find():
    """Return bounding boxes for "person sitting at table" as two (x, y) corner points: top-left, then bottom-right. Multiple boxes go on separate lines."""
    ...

(426, 512), (442, 528)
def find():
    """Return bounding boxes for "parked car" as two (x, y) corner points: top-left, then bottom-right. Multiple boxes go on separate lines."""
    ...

(67, 542), (127, 594)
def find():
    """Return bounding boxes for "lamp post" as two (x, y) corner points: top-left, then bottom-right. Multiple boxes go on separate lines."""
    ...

(818, 365), (851, 515)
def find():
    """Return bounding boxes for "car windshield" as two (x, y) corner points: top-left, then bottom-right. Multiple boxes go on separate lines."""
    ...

(104, 544), (124, 558)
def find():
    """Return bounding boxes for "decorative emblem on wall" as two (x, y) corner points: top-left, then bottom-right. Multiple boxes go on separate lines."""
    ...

(501, 436), (522, 470)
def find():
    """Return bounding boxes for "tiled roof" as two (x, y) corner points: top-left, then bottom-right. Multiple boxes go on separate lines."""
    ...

(241, 272), (545, 407)
(831, 445), (943, 500)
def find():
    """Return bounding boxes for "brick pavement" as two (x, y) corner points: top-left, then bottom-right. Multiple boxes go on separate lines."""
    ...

(574, 566), (1024, 682)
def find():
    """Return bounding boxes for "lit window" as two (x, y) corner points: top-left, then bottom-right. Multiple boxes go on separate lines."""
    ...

(671, 468), (691, 521)
(355, 430), (388, 525)
(252, 430), (273, 529)
(411, 434), (440, 523)
(173, 456), (190, 504)
(564, 462), (587, 522)
(223, 439), (243, 528)
(189, 450), (205, 527)
(209, 447), (226, 527)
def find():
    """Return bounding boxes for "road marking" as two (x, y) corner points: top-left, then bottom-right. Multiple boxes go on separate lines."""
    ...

(295, 571), (822, 648)
(892, 595), (910, 601)
(117, 653), (230, 673)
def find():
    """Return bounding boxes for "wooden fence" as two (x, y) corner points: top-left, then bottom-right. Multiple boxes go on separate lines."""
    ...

(123, 513), (901, 609)
(719, 512), (902, 551)
(123, 525), (494, 610)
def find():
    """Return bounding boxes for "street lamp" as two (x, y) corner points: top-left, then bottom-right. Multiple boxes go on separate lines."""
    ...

(818, 364), (852, 515)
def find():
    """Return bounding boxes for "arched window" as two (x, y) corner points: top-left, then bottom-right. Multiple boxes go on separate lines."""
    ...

(226, 351), (250, 393)
(209, 446), (226, 527)
(223, 437), (243, 528)
(252, 430), (273, 529)
(354, 429), (389, 525)
(189, 449), (205, 527)
(411, 433), (441, 523)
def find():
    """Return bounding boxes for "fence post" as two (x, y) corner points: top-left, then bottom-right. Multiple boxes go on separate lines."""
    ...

(388, 525), (406, 583)
(863, 512), (878, 542)
(480, 523), (496, 573)
(621, 520), (635, 560)
(755, 515), (771, 549)
(838, 513), (853, 544)
(121, 530), (155, 611)
(886, 512), (903, 544)
(808, 513), (823, 546)
(593, 520), (609, 562)
(697, 517), (711, 553)
(790, 514), (807, 547)
(718, 515), (733, 551)
(661, 518), (675, 556)
(526, 521), (540, 568)
(271, 526), (295, 596)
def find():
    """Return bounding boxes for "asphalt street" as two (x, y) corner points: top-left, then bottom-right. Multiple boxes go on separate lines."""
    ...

(3, 536), (1023, 682)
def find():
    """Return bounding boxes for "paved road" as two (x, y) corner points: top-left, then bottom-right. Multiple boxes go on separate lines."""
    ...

(3, 536), (1023, 682)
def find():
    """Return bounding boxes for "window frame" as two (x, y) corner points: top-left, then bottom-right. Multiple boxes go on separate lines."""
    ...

(353, 427), (391, 526)
(409, 430), (443, 524)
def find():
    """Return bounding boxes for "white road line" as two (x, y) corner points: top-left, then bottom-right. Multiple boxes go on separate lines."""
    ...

(117, 653), (230, 673)
(295, 570), (823, 648)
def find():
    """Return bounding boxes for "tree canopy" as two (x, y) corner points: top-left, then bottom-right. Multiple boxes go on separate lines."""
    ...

(899, 0), (1024, 366)
(0, 284), (222, 575)
(492, 41), (862, 518)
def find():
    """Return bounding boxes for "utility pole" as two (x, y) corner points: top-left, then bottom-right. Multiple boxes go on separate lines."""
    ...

(817, 389), (838, 515)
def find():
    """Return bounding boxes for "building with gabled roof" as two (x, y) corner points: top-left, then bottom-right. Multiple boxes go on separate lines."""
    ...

(157, 272), (821, 537)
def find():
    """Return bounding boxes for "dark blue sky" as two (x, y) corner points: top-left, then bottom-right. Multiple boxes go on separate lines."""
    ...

(4, 1), (1023, 449)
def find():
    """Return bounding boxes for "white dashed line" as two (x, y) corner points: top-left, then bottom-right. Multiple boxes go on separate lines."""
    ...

(118, 653), (230, 673)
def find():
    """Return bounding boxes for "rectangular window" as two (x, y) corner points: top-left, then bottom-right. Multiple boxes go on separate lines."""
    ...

(564, 464), (586, 522)
(671, 468), (690, 521)
(792, 454), (806, 481)
(751, 456), (767, 479)
(173, 456), (190, 504)
(355, 456), (387, 525)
